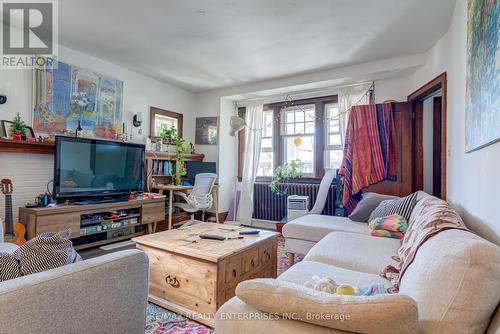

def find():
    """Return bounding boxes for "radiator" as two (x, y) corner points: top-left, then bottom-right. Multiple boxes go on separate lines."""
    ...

(253, 182), (336, 221)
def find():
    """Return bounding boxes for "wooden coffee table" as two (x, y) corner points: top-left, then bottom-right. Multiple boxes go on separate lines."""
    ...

(133, 223), (279, 327)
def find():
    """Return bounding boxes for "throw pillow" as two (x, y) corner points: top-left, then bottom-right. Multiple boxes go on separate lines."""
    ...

(369, 214), (408, 232)
(13, 230), (81, 276)
(236, 278), (419, 334)
(369, 229), (404, 239)
(369, 192), (418, 222)
(348, 192), (398, 222)
(0, 252), (21, 282)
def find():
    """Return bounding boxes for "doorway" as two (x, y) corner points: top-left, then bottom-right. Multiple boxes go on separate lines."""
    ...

(408, 73), (447, 199)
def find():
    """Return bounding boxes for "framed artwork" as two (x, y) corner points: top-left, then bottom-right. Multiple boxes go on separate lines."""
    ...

(32, 60), (124, 139)
(195, 117), (218, 145)
(465, 0), (500, 152)
(1, 120), (35, 138)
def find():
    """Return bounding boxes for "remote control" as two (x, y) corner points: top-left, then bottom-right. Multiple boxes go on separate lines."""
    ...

(199, 233), (226, 241)
(239, 229), (260, 235)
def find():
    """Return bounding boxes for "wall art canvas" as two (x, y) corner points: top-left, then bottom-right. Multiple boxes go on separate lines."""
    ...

(32, 60), (123, 139)
(465, 0), (500, 152)
(195, 117), (218, 145)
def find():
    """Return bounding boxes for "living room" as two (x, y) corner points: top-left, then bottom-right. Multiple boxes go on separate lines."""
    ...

(0, 0), (499, 333)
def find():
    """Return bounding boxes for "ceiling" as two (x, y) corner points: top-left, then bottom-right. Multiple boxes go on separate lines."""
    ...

(57, 0), (456, 92)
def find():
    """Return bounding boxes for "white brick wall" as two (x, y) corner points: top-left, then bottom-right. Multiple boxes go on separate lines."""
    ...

(0, 153), (54, 220)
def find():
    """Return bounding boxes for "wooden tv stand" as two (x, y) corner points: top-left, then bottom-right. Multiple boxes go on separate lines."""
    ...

(19, 197), (165, 250)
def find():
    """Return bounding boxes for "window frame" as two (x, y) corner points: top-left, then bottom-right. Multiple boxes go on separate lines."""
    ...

(149, 106), (184, 140)
(324, 103), (344, 169)
(257, 109), (275, 177)
(237, 95), (338, 181)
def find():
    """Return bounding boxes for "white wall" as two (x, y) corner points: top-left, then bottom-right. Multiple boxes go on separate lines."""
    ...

(408, 0), (500, 245)
(0, 45), (197, 219)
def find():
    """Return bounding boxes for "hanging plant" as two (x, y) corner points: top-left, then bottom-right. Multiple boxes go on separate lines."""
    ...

(173, 133), (187, 185)
(269, 159), (302, 196)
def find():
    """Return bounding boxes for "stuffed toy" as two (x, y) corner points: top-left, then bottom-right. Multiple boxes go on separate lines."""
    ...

(304, 275), (338, 294)
(304, 276), (386, 296)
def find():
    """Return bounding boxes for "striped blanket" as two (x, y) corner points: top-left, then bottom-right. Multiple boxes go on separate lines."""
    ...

(340, 103), (397, 213)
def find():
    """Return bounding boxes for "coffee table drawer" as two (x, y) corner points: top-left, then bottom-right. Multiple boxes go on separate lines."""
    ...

(243, 248), (259, 273)
(259, 242), (274, 265)
(224, 258), (242, 283)
(143, 246), (217, 315)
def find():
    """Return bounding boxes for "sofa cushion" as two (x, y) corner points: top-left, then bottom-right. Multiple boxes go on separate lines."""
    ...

(278, 260), (392, 290)
(348, 192), (398, 222)
(13, 230), (81, 276)
(215, 297), (342, 334)
(369, 192), (418, 222)
(304, 232), (400, 274)
(283, 215), (368, 243)
(236, 278), (419, 334)
(399, 229), (500, 334)
(0, 252), (20, 282)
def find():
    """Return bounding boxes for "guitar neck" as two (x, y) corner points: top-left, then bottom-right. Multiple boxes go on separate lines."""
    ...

(5, 194), (13, 235)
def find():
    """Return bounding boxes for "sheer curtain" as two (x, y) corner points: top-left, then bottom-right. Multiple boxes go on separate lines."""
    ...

(237, 103), (263, 225)
(338, 84), (371, 146)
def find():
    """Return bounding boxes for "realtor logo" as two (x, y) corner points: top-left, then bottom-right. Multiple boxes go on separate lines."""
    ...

(1, 0), (58, 68)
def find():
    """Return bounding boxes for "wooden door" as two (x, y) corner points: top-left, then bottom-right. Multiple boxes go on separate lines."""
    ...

(365, 102), (413, 197)
(432, 97), (442, 197)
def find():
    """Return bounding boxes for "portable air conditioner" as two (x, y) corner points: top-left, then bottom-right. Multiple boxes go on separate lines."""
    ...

(287, 195), (309, 222)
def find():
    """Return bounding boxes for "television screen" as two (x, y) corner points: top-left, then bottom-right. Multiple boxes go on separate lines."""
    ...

(54, 136), (145, 199)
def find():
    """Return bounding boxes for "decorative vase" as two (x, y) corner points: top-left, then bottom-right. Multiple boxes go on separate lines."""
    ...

(12, 133), (22, 141)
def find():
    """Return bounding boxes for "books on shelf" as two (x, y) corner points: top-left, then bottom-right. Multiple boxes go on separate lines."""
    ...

(151, 159), (175, 176)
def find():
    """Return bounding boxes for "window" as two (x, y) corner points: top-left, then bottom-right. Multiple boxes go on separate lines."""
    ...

(238, 95), (341, 179)
(150, 107), (183, 139)
(324, 103), (343, 169)
(257, 110), (274, 176)
(281, 104), (316, 175)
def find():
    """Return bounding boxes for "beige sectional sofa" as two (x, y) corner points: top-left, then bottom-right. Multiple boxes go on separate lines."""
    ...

(216, 193), (500, 333)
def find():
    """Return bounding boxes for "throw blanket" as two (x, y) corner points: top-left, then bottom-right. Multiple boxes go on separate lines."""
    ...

(340, 103), (397, 213)
(382, 196), (470, 292)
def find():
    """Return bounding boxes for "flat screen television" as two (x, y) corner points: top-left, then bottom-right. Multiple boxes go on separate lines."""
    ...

(53, 136), (145, 201)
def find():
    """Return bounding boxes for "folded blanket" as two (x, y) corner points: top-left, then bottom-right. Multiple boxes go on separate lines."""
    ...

(357, 283), (387, 296)
(369, 214), (408, 232)
(370, 229), (404, 239)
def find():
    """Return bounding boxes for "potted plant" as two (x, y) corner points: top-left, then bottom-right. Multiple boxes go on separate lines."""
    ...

(10, 113), (27, 141)
(157, 124), (177, 145)
(269, 159), (302, 196)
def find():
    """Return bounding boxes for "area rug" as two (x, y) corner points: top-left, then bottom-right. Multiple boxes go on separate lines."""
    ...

(145, 236), (300, 333)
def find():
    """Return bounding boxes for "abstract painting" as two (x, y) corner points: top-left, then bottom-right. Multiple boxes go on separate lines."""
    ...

(32, 60), (123, 139)
(195, 117), (218, 145)
(465, 0), (499, 152)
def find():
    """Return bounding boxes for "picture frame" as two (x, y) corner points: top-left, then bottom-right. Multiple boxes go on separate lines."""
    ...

(1, 120), (36, 139)
(195, 117), (218, 145)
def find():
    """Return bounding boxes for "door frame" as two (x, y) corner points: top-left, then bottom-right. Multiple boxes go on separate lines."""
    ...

(407, 72), (447, 199)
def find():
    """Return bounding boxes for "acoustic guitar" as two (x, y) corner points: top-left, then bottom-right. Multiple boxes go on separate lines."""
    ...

(1, 179), (26, 245)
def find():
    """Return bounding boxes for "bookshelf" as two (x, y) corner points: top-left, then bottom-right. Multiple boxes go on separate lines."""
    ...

(145, 150), (204, 191)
